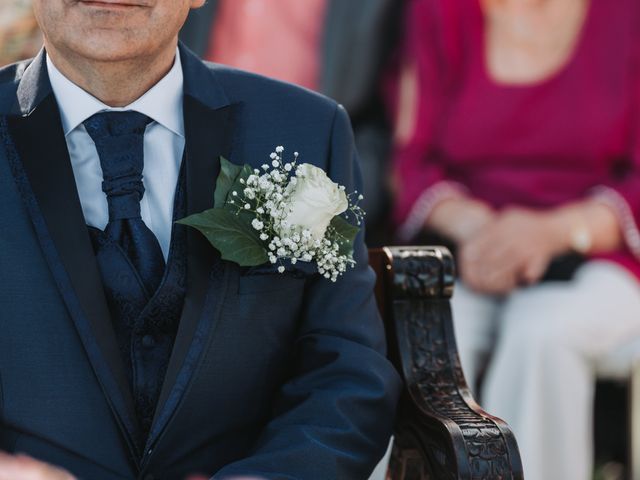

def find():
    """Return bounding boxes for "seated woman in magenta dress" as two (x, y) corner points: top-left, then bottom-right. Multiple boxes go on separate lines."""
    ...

(392, 0), (640, 479)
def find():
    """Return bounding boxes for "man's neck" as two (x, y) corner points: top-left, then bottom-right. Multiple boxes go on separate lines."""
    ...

(44, 41), (178, 108)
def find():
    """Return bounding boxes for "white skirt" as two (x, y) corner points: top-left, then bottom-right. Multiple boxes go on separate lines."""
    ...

(452, 260), (640, 480)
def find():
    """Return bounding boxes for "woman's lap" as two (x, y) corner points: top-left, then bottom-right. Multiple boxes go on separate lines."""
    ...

(452, 260), (640, 379)
(498, 260), (640, 359)
(451, 260), (640, 480)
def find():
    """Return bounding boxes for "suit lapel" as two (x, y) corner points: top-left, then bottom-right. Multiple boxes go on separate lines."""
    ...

(4, 45), (238, 461)
(146, 44), (237, 450)
(3, 51), (140, 462)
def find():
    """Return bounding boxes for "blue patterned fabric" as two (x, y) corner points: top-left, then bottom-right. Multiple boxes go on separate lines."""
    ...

(130, 167), (187, 440)
(84, 111), (165, 295)
(85, 111), (187, 442)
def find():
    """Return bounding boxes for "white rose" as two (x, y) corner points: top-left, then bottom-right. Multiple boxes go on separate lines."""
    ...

(282, 164), (348, 240)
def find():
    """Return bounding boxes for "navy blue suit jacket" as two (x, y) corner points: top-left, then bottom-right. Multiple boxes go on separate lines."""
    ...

(0, 45), (401, 479)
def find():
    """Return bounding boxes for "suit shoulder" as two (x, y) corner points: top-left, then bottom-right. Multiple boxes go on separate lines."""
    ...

(0, 60), (27, 84)
(204, 62), (339, 117)
(0, 59), (30, 113)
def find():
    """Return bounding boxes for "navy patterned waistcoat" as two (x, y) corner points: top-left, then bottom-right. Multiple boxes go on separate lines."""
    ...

(88, 163), (188, 445)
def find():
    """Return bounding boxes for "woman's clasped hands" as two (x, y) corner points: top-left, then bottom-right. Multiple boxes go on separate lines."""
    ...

(428, 198), (581, 295)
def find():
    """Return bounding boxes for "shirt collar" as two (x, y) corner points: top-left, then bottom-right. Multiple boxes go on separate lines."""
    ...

(46, 48), (185, 138)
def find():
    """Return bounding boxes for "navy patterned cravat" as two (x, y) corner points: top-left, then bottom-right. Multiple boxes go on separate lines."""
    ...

(84, 111), (166, 296)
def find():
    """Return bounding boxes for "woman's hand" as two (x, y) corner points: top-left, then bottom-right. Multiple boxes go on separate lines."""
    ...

(458, 199), (624, 295)
(427, 197), (497, 244)
(0, 452), (76, 480)
(459, 207), (567, 294)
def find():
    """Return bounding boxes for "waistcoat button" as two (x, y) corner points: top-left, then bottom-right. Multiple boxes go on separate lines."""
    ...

(142, 334), (156, 348)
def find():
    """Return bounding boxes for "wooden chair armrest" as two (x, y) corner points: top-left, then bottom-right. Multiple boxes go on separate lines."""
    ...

(371, 246), (524, 480)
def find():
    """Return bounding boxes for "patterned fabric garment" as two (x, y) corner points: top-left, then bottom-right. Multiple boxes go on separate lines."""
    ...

(127, 166), (186, 442)
(84, 111), (187, 443)
(84, 111), (165, 295)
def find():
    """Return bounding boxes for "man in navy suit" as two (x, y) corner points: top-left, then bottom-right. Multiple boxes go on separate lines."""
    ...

(0, 1), (401, 479)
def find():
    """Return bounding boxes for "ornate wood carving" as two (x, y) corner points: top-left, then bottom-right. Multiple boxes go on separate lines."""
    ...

(371, 246), (524, 480)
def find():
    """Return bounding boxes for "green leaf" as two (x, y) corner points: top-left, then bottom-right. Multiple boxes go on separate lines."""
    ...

(226, 164), (255, 210)
(214, 157), (244, 209)
(177, 208), (269, 266)
(330, 216), (360, 258)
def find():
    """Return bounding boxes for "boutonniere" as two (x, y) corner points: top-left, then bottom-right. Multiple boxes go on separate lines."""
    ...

(177, 147), (365, 282)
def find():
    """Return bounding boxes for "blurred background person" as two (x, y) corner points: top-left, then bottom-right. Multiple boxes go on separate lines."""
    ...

(180, 0), (404, 246)
(391, 0), (640, 479)
(0, 0), (41, 66)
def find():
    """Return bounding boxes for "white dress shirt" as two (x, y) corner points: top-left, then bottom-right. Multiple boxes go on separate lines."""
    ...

(47, 50), (186, 259)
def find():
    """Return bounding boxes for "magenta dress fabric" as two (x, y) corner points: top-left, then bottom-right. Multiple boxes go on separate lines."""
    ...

(393, 0), (640, 279)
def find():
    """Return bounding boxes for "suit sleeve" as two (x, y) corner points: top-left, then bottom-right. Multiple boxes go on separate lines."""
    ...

(213, 105), (402, 480)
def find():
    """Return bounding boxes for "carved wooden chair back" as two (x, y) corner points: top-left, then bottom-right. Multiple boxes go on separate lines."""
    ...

(369, 246), (524, 480)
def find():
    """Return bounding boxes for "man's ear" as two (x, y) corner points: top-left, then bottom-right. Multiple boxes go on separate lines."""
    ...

(190, 0), (206, 9)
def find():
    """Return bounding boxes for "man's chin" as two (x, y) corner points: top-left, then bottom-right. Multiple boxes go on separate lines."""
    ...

(64, 38), (158, 63)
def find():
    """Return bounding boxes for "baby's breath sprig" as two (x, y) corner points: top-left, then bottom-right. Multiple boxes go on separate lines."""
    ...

(179, 146), (364, 282)
(343, 191), (366, 226)
(238, 147), (361, 281)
